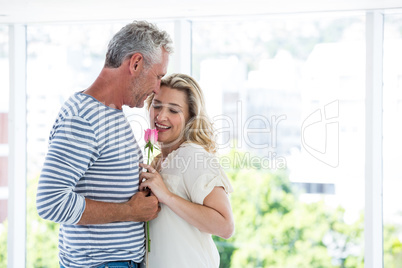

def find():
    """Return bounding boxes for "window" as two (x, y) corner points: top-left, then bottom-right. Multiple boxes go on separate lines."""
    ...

(383, 13), (402, 267)
(193, 13), (366, 266)
(25, 21), (175, 266)
(1, 11), (401, 268)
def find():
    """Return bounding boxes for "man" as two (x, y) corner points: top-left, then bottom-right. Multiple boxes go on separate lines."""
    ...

(36, 21), (173, 268)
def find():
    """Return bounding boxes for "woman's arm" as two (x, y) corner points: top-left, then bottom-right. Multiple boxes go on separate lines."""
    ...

(139, 163), (234, 239)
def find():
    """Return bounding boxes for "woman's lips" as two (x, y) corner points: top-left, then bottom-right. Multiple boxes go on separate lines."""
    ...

(155, 122), (171, 132)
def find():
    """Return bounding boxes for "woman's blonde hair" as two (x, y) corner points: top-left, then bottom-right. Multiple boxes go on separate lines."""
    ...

(146, 73), (217, 154)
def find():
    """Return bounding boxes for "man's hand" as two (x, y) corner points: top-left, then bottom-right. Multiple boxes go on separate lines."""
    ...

(125, 190), (161, 222)
(76, 191), (160, 225)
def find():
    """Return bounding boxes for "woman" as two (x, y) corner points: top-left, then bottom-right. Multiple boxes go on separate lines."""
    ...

(139, 73), (234, 267)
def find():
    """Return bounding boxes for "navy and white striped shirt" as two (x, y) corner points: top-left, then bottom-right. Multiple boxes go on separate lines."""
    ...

(36, 92), (144, 268)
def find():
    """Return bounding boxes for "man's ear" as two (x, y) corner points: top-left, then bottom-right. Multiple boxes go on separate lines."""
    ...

(129, 53), (143, 74)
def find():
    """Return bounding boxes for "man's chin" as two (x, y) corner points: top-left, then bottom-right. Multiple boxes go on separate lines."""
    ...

(136, 95), (150, 108)
(135, 102), (145, 108)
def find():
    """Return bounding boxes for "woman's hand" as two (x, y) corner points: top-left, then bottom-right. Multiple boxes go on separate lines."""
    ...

(140, 164), (234, 239)
(139, 163), (172, 204)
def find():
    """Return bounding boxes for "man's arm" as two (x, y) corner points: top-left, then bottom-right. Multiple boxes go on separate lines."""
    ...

(76, 191), (160, 225)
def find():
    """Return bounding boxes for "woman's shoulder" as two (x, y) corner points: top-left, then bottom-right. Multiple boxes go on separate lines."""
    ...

(176, 142), (212, 157)
(161, 142), (208, 171)
(175, 142), (224, 175)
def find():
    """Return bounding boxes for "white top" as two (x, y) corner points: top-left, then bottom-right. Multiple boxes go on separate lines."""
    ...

(148, 142), (233, 268)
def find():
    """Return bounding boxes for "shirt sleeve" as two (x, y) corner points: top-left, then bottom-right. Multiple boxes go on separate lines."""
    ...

(36, 115), (99, 224)
(181, 145), (233, 205)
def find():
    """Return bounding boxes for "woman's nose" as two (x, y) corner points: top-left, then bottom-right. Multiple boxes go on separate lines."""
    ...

(156, 107), (167, 121)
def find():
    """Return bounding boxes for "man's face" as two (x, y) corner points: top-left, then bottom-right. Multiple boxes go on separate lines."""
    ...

(129, 49), (169, 108)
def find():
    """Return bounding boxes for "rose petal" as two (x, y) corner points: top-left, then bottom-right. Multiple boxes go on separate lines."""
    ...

(144, 129), (150, 142)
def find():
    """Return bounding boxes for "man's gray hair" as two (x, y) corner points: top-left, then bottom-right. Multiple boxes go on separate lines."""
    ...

(105, 21), (173, 68)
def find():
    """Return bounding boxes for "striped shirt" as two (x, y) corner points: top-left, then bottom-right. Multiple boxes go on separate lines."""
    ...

(36, 92), (144, 268)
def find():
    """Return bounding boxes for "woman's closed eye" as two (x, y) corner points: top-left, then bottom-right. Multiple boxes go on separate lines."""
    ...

(152, 100), (182, 114)
(152, 103), (162, 110)
(169, 108), (180, 114)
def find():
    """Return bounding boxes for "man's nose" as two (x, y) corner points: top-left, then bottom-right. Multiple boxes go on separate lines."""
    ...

(153, 80), (162, 95)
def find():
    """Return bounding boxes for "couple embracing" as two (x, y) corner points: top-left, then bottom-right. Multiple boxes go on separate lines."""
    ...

(36, 20), (234, 268)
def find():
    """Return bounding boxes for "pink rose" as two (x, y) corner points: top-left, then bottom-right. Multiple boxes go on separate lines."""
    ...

(144, 128), (158, 145)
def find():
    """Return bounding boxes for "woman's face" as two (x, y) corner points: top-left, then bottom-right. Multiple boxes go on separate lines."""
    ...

(150, 85), (190, 146)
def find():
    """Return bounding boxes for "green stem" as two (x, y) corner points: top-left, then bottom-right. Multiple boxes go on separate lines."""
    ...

(147, 146), (151, 166)
(147, 221), (150, 252)
(147, 146), (151, 252)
